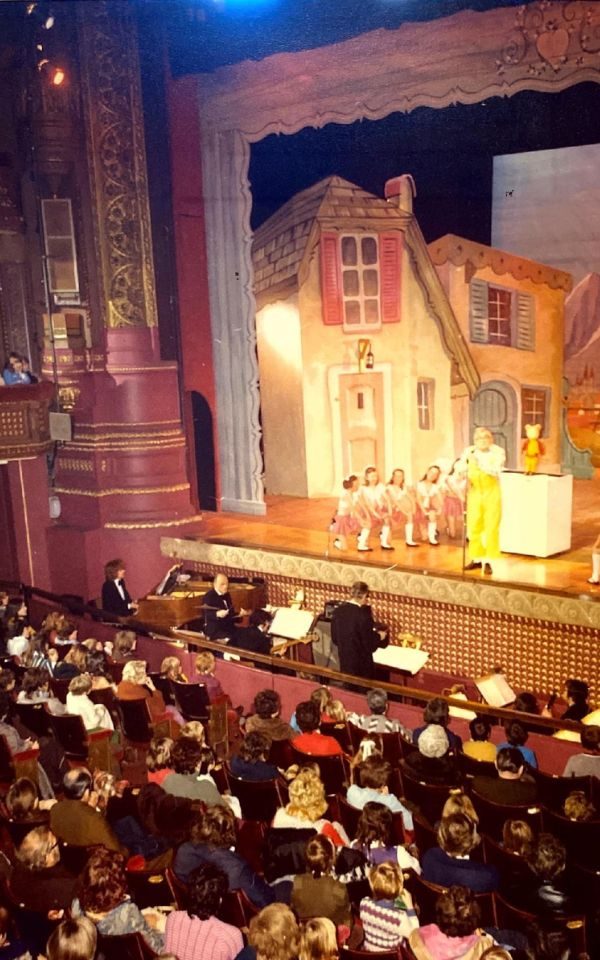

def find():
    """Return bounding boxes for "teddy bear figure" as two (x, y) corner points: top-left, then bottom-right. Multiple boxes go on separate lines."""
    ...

(522, 423), (544, 475)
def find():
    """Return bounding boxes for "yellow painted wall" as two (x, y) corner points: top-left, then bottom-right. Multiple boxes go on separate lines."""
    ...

(444, 262), (565, 471)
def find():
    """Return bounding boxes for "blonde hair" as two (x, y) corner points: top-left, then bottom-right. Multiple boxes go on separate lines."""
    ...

(68, 673), (93, 696)
(564, 790), (596, 822)
(441, 790), (479, 825)
(310, 686), (333, 713)
(180, 720), (206, 745)
(16, 826), (58, 869)
(368, 861), (404, 900)
(114, 629), (136, 655)
(146, 736), (174, 772)
(300, 917), (338, 960)
(195, 651), (216, 675)
(161, 656), (182, 678)
(326, 699), (346, 722)
(121, 659), (148, 685)
(286, 770), (327, 822)
(46, 917), (97, 960)
(64, 645), (88, 671)
(248, 904), (299, 960)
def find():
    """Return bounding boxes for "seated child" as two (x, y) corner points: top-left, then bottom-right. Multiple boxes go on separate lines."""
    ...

(360, 861), (419, 951)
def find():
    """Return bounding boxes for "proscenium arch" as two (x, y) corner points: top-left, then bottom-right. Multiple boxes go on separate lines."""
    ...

(191, 1), (600, 514)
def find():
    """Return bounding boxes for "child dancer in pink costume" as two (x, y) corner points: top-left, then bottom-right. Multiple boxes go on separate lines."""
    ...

(385, 468), (418, 547)
(356, 466), (394, 552)
(332, 475), (360, 551)
(416, 465), (443, 545)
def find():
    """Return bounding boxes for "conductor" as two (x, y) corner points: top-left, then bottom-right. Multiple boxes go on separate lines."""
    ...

(331, 580), (389, 684)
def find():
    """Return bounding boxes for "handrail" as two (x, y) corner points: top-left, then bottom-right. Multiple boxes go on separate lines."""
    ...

(20, 583), (585, 735)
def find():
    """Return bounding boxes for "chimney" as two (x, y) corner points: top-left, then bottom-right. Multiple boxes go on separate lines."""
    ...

(384, 174), (416, 215)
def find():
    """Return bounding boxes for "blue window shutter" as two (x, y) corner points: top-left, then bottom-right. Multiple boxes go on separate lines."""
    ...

(469, 278), (489, 343)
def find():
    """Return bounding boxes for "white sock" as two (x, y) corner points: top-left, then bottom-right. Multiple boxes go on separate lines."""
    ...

(590, 552), (600, 582)
(405, 522), (417, 545)
(358, 528), (370, 549)
(380, 524), (392, 547)
(428, 521), (438, 544)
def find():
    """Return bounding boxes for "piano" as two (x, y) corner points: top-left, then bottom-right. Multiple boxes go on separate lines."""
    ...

(130, 577), (266, 634)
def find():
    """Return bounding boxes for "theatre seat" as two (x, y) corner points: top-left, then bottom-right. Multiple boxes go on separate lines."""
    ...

(469, 791), (542, 841)
(404, 869), (495, 927)
(290, 745), (350, 796)
(493, 891), (587, 956)
(97, 931), (158, 960)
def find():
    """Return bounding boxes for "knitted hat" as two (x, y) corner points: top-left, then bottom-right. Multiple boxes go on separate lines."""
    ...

(418, 723), (449, 758)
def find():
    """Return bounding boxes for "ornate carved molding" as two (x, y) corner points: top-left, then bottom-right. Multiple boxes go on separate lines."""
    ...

(189, 1), (600, 515)
(78, 2), (157, 328)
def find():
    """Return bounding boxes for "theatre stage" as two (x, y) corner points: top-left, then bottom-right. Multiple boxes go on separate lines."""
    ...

(162, 478), (600, 704)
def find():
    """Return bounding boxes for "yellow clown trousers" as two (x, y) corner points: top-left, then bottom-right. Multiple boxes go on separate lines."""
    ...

(466, 462), (501, 560)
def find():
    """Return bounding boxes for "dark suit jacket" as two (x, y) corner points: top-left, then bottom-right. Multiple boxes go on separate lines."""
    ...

(203, 587), (238, 639)
(331, 601), (388, 679)
(234, 625), (271, 655)
(101, 578), (132, 617)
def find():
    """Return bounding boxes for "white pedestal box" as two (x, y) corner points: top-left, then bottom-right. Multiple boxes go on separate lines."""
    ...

(499, 471), (573, 558)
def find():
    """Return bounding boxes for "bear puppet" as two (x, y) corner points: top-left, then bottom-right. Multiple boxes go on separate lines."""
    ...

(522, 423), (544, 475)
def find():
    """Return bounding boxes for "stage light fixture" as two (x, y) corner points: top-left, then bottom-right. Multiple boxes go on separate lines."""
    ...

(50, 66), (65, 86)
(43, 14), (55, 30)
(26, 2), (37, 14)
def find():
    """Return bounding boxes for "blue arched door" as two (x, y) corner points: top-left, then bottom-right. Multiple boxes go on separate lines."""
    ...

(471, 380), (517, 469)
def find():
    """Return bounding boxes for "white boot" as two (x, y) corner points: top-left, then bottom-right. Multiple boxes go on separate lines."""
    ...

(588, 552), (600, 584)
(357, 528), (372, 552)
(405, 522), (418, 546)
(333, 535), (347, 550)
(428, 521), (439, 545)
(380, 524), (394, 551)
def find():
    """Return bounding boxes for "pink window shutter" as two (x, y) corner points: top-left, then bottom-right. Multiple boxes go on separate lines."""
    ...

(380, 232), (402, 323)
(320, 232), (343, 325)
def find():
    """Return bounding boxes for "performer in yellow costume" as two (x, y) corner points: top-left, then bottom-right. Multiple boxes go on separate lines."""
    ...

(459, 426), (506, 576)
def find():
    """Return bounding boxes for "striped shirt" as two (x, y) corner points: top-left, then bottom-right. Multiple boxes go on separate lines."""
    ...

(359, 896), (419, 951)
(165, 911), (243, 960)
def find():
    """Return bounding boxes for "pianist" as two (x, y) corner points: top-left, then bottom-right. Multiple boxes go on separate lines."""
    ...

(233, 609), (273, 655)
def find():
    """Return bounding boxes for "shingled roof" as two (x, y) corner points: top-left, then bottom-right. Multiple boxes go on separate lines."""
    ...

(252, 175), (402, 305)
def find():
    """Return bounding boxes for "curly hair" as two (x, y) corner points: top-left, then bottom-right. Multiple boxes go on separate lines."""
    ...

(146, 736), (174, 772)
(79, 846), (129, 914)
(286, 770), (327, 822)
(435, 885), (481, 938)
(161, 656), (182, 679)
(355, 802), (393, 849)
(248, 904), (299, 960)
(194, 804), (237, 848)
(304, 835), (334, 878)
(187, 863), (228, 920)
(238, 731), (271, 764)
(171, 737), (203, 775)
(254, 689), (281, 719)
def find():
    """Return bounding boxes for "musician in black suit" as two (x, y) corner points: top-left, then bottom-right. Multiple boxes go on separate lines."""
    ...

(234, 609), (273, 655)
(331, 580), (388, 683)
(203, 573), (249, 641)
(101, 558), (138, 617)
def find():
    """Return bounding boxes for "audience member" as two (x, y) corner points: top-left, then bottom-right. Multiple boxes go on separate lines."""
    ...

(246, 689), (294, 741)
(6, 776), (54, 822)
(146, 736), (175, 785)
(111, 629), (137, 662)
(562, 725), (600, 778)
(412, 698), (462, 752)
(2, 354), (33, 386)
(563, 790), (596, 821)
(230, 732), (278, 781)
(193, 652), (225, 701)
(66, 674), (113, 731)
(548, 679), (591, 722)
(506, 833), (575, 917)
(471, 747), (538, 806)
(54, 621), (78, 650)
(404, 724), (462, 786)
(351, 801), (420, 872)
(408, 886), (495, 959)
(160, 655), (188, 683)
(422, 814), (499, 893)
(360, 861), (419, 951)
(237, 903), (299, 960)
(53, 644), (88, 681)
(496, 720), (538, 769)
(502, 819), (534, 858)
(462, 717), (496, 764)
(292, 700), (344, 756)
(16, 668), (64, 714)
(234, 609), (274, 656)
(6, 622), (35, 660)
(11, 825), (79, 915)
(162, 737), (225, 805)
(45, 917), (97, 960)
(174, 805), (278, 908)
(346, 756), (413, 832)
(299, 917), (338, 960)
(273, 768), (349, 846)
(50, 768), (124, 852)
(73, 846), (163, 952)
(117, 659), (170, 723)
(164, 862), (243, 960)
(440, 791), (479, 825)
(291, 835), (352, 927)
(347, 687), (411, 737)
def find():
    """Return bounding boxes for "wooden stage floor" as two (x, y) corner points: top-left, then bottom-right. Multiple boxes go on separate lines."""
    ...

(201, 478), (600, 599)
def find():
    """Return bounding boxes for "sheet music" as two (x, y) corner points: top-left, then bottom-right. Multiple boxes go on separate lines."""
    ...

(373, 645), (429, 675)
(268, 607), (315, 641)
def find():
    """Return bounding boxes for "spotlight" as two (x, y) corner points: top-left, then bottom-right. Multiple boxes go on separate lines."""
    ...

(50, 66), (65, 86)
(26, 2), (37, 14)
(43, 14), (55, 30)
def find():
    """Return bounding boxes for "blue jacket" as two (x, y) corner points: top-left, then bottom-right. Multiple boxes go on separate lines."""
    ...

(174, 842), (275, 908)
(422, 847), (499, 893)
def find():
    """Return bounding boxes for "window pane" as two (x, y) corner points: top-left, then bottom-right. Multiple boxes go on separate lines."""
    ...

(521, 388), (547, 436)
(341, 236), (357, 266)
(343, 270), (359, 296)
(363, 269), (379, 297)
(361, 236), (378, 265)
(344, 300), (361, 325)
(364, 299), (379, 325)
(47, 238), (77, 291)
(42, 199), (72, 237)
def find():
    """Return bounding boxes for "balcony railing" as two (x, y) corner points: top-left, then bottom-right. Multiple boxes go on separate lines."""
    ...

(0, 381), (54, 461)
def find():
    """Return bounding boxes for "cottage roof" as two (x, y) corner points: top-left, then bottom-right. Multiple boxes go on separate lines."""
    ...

(429, 234), (573, 292)
(252, 175), (479, 396)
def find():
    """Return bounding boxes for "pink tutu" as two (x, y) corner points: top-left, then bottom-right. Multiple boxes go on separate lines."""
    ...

(332, 515), (360, 535)
(443, 496), (464, 519)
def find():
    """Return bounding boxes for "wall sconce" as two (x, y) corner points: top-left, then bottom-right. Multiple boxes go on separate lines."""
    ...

(358, 339), (375, 372)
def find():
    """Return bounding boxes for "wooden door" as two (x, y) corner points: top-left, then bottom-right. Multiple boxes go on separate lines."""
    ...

(338, 372), (385, 478)
(471, 380), (517, 468)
